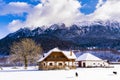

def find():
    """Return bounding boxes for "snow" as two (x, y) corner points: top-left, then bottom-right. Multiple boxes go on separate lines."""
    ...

(77, 53), (102, 61)
(63, 51), (76, 59)
(0, 65), (120, 80)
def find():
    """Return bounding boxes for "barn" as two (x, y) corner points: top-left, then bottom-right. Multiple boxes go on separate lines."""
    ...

(76, 53), (109, 68)
(38, 48), (77, 70)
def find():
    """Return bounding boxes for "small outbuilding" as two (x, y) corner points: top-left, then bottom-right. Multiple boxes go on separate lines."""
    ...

(38, 48), (77, 70)
(76, 53), (109, 68)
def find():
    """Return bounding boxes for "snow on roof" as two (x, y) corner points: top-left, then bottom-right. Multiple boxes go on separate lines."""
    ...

(38, 48), (76, 62)
(62, 51), (76, 59)
(76, 53), (102, 61)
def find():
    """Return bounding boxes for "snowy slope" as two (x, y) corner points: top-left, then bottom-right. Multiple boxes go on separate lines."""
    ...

(0, 65), (120, 80)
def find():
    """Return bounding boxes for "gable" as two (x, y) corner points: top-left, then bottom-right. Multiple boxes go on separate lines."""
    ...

(44, 51), (69, 61)
(77, 53), (102, 61)
(38, 48), (76, 62)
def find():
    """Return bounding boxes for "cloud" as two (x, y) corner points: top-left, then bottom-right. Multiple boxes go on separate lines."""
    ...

(0, 31), (5, 39)
(0, 29), (9, 39)
(96, 0), (105, 8)
(91, 0), (120, 21)
(8, 20), (25, 32)
(7, 0), (120, 32)
(0, 2), (31, 15)
(26, 0), (83, 26)
(8, 0), (85, 32)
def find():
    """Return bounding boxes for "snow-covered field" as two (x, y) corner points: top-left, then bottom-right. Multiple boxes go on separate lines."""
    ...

(0, 65), (120, 80)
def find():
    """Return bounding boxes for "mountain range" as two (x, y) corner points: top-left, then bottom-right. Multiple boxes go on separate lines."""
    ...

(0, 20), (120, 56)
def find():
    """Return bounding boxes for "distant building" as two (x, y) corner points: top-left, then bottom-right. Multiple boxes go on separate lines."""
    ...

(76, 53), (109, 68)
(38, 48), (77, 70)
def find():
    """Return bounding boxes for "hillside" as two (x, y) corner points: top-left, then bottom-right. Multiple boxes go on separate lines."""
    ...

(0, 20), (120, 56)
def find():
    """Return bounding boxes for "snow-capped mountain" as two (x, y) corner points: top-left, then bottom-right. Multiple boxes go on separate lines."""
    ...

(0, 20), (120, 56)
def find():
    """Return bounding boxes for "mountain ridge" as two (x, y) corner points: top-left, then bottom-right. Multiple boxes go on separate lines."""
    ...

(1, 20), (120, 56)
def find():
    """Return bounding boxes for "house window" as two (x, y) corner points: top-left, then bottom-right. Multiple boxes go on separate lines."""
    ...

(49, 63), (53, 66)
(58, 63), (62, 66)
(65, 63), (67, 66)
(98, 63), (100, 66)
(43, 63), (46, 66)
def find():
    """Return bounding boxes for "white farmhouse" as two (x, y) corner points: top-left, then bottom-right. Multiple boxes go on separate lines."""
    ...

(76, 53), (109, 68)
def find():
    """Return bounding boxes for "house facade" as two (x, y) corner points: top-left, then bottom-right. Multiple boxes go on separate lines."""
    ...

(38, 48), (77, 70)
(76, 53), (109, 68)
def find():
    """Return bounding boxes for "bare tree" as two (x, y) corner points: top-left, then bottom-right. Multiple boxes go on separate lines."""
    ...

(9, 38), (42, 69)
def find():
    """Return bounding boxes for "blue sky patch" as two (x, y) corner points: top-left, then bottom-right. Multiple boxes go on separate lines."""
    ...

(79, 0), (98, 15)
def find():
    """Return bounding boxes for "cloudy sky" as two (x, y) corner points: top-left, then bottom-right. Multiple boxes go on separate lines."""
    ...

(0, 0), (120, 39)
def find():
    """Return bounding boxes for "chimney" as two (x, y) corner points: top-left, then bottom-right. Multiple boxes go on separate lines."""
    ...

(70, 50), (72, 56)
